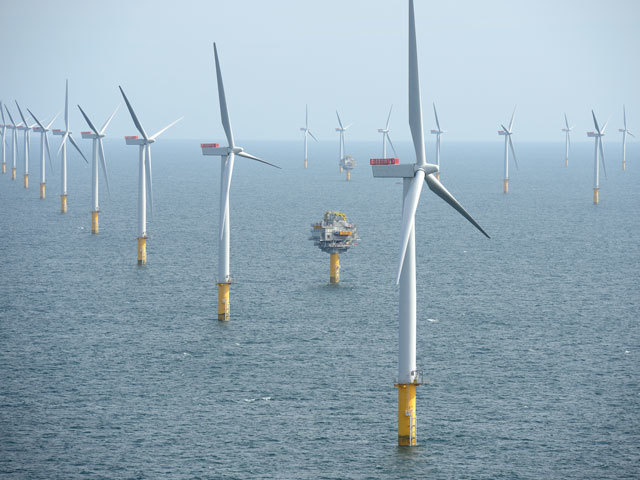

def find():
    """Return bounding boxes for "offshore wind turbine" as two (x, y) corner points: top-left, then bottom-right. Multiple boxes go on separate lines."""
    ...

(0, 102), (7, 174)
(371, 0), (489, 447)
(78, 104), (119, 233)
(3, 105), (19, 180)
(619, 106), (634, 171)
(587, 111), (608, 205)
(27, 109), (59, 199)
(562, 113), (573, 167)
(498, 107), (518, 193)
(430, 103), (445, 180)
(300, 105), (318, 169)
(378, 105), (397, 159)
(119, 86), (182, 264)
(15, 101), (35, 189)
(52, 80), (87, 213)
(201, 43), (280, 321)
(335, 111), (351, 173)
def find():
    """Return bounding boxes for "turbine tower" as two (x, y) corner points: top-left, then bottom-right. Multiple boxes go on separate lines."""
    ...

(498, 107), (518, 193)
(52, 80), (87, 213)
(562, 113), (573, 167)
(587, 111), (608, 205)
(15, 102), (34, 189)
(371, 0), (489, 447)
(619, 106), (634, 171)
(0, 102), (7, 174)
(300, 105), (318, 169)
(335, 111), (351, 173)
(78, 104), (119, 234)
(201, 43), (280, 321)
(430, 103), (445, 180)
(378, 105), (397, 159)
(3, 105), (19, 180)
(27, 109), (58, 199)
(120, 86), (182, 264)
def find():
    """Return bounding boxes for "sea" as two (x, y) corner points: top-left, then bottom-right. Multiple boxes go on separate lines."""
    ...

(0, 137), (638, 479)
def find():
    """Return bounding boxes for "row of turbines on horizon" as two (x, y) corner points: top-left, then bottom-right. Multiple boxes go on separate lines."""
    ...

(0, 0), (635, 449)
(301, 103), (634, 202)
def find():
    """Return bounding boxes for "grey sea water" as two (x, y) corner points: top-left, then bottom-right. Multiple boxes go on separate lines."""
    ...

(0, 138), (638, 479)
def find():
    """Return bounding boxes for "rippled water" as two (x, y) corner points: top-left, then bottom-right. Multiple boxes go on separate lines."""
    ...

(1, 138), (638, 479)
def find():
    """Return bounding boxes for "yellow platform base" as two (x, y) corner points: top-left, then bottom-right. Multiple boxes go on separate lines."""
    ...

(339, 166), (343, 173)
(503, 178), (509, 194)
(60, 194), (67, 213)
(40, 183), (45, 199)
(622, 161), (626, 171)
(304, 159), (308, 169)
(1, 163), (5, 174)
(137, 237), (147, 264)
(11, 168), (16, 180)
(330, 253), (340, 284)
(91, 211), (99, 234)
(346, 170), (351, 181)
(24, 174), (28, 189)
(593, 187), (599, 205)
(396, 383), (417, 446)
(217, 283), (230, 321)
(565, 158), (568, 167)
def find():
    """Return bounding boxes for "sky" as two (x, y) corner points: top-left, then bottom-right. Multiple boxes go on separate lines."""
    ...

(1, 0), (639, 143)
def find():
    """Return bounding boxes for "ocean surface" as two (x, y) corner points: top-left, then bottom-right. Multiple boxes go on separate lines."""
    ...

(0, 137), (638, 479)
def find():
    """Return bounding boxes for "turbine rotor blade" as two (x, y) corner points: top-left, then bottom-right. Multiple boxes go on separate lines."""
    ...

(236, 150), (281, 169)
(77, 105), (100, 136)
(0, 101), (5, 125)
(336, 110), (344, 129)
(98, 139), (111, 197)
(305, 104), (308, 129)
(408, 0), (426, 166)
(149, 117), (183, 140)
(26, 108), (46, 132)
(396, 170), (425, 284)
(68, 134), (88, 163)
(57, 132), (69, 156)
(564, 113), (569, 130)
(308, 130), (319, 142)
(500, 124), (510, 134)
(509, 136), (519, 170)
(599, 137), (607, 179)
(386, 105), (393, 130)
(623, 105), (626, 129)
(433, 102), (441, 131)
(44, 131), (54, 173)
(4, 105), (16, 127)
(386, 133), (398, 157)
(65, 79), (69, 130)
(15, 101), (28, 127)
(118, 86), (148, 140)
(100, 104), (120, 134)
(591, 110), (600, 134)
(46, 112), (61, 130)
(508, 106), (516, 131)
(213, 43), (234, 148)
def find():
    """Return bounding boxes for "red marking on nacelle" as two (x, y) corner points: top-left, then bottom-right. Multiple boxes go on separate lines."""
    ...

(81, 131), (92, 135)
(201, 143), (220, 148)
(125, 135), (139, 140)
(369, 157), (399, 165)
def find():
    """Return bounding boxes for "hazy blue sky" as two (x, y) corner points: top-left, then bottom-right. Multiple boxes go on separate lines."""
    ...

(1, 0), (638, 143)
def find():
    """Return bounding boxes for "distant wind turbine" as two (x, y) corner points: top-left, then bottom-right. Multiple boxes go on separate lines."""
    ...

(300, 105), (318, 169)
(120, 86), (182, 264)
(562, 113), (573, 167)
(15, 101), (35, 189)
(0, 102), (7, 175)
(587, 111), (608, 205)
(429, 103), (446, 180)
(498, 107), (518, 193)
(335, 111), (351, 172)
(27, 109), (59, 199)
(618, 106), (634, 171)
(378, 105), (397, 159)
(3, 105), (19, 180)
(78, 104), (119, 233)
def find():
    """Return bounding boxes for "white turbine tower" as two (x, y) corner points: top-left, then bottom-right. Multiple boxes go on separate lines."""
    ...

(371, 0), (489, 447)
(3, 105), (20, 180)
(201, 43), (281, 321)
(119, 86), (182, 264)
(52, 80), (87, 213)
(562, 113), (573, 167)
(0, 102), (7, 175)
(27, 109), (59, 199)
(498, 107), (518, 193)
(378, 105), (397, 159)
(300, 105), (318, 169)
(619, 106), (634, 171)
(78, 104), (119, 234)
(15, 101), (35, 189)
(335, 111), (351, 173)
(587, 110), (608, 205)
(430, 103), (446, 180)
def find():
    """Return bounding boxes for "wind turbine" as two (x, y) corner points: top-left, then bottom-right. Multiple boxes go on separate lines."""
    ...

(27, 109), (59, 199)
(15, 101), (35, 189)
(201, 43), (280, 321)
(430, 103), (445, 180)
(52, 80), (87, 213)
(619, 106), (634, 171)
(371, 0), (489, 447)
(78, 104), (119, 233)
(562, 113), (573, 167)
(335, 111), (351, 173)
(3, 105), (19, 180)
(300, 105), (318, 169)
(587, 110), (608, 205)
(498, 107), (518, 193)
(119, 86), (182, 264)
(378, 105), (397, 159)
(0, 102), (7, 175)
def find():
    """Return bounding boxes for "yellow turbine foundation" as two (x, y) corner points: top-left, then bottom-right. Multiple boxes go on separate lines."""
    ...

(503, 178), (509, 194)
(304, 159), (308, 169)
(24, 174), (28, 189)
(565, 158), (569, 167)
(1, 163), (5, 173)
(593, 187), (599, 205)
(435, 172), (440, 181)
(339, 165), (343, 173)
(40, 183), (45, 199)
(396, 383), (417, 446)
(217, 283), (230, 321)
(137, 237), (147, 264)
(622, 161), (626, 171)
(11, 167), (16, 180)
(91, 211), (99, 234)
(346, 170), (351, 181)
(330, 253), (340, 284)
(60, 194), (67, 213)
